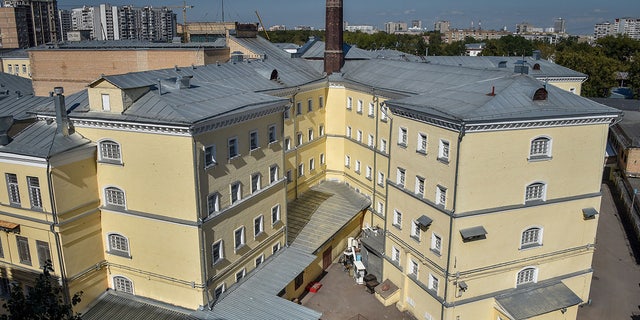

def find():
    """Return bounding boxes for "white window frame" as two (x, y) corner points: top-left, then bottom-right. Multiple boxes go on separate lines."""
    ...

(113, 275), (133, 294)
(429, 274), (439, 293)
(297, 132), (303, 146)
(249, 130), (259, 151)
(368, 134), (374, 147)
(104, 186), (126, 208)
(254, 215), (264, 238)
(368, 102), (375, 117)
(255, 254), (265, 267)
(214, 283), (225, 299)
(380, 139), (387, 153)
(99, 140), (122, 163)
(268, 124), (277, 143)
(235, 268), (246, 282)
(525, 182), (546, 202)
(101, 93), (111, 111)
(529, 136), (552, 159)
(391, 246), (400, 263)
(410, 220), (421, 240)
(438, 139), (450, 161)
(436, 185), (447, 207)
(345, 155), (351, 167)
(415, 176), (425, 197)
(356, 130), (362, 142)
(228, 137), (239, 159)
(347, 97), (353, 110)
(27, 176), (42, 209)
(320, 153), (325, 165)
(5, 173), (20, 206)
(308, 128), (314, 141)
(285, 137), (291, 151)
(230, 182), (241, 205)
(398, 127), (408, 145)
(396, 168), (406, 187)
(298, 163), (304, 177)
(207, 193), (220, 215)
(319, 125), (325, 136)
(307, 98), (313, 112)
(357, 100), (363, 113)
(204, 145), (216, 168)
(393, 209), (402, 228)
(377, 201), (384, 214)
(107, 233), (130, 257)
(309, 157), (315, 171)
(520, 226), (543, 249)
(234, 226), (246, 250)
(377, 172), (385, 186)
(212, 240), (224, 265)
(516, 267), (538, 286)
(296, 102), (302, 115)
(431, 233), (442, 255)
(346, 126), (352, 138)
(272, 242), (281, 253)
(409, 259), (419, 277)
(271, 204), (281, 225)
(366, 166), (372, 180)
(269, 165), (278, 184)
(417, 133), (427, 153)
(355, 160), (361, 173)
(251, 173), (261, 194)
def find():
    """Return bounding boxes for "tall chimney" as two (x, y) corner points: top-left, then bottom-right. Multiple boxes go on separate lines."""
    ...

(53, 87), (70, 136)
(324, 0), (344, 74)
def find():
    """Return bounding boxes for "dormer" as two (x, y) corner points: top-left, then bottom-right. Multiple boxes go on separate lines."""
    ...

(87, 76), (151, 113)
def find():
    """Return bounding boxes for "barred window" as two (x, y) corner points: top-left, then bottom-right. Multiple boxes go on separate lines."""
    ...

(113, 276), (133, 294)
(99, 140), (122, 162)
(530, 137), (551, 158)
(516, 268), (537, 286)
(525, 183), (545, 202)
(6, 173), (20, 205)
(105, 187), (126, 208)
(108, 233), (130, 256)
(521, 227), (542, 248)
(27, 177), (42, 209)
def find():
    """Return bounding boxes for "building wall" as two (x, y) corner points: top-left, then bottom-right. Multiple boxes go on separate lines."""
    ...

(2, 57), (31, 78)
(0, 7), (30, 49)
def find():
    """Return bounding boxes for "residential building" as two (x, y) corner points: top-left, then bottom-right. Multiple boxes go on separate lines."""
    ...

(594, 17), (640, 40)
(554, 18), (566, 34)
(3, 0), (60, 46)
(0, 1), (617, 319)
(385, 21), (408, 34)
(57, 9), (71, 41)
(0, 48), (30, 78)
(434, 20), (450, 33)
(443, 28), (511, 43)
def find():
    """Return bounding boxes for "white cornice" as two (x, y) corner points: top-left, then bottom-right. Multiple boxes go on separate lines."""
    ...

(0, 153), (47, 168)
(37, 116), (192, 137)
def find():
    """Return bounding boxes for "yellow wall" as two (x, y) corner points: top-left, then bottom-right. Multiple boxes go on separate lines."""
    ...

(2, 57), (30, 78)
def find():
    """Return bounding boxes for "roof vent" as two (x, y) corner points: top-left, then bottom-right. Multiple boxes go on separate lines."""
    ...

(533, 88), (548, 101)
(270, 69), (278, 80)
(533, 63), (541, 71)
(486, 86), (496, 96)
(177, 75), (193, 89)
(498, 61), (507, 68)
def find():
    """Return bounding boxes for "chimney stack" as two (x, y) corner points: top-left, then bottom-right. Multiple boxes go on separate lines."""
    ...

(324, 0), (344, 74)
(53, 87), (70, 136)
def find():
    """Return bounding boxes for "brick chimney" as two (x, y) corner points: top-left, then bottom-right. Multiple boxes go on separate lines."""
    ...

(324, 0), (344, 74)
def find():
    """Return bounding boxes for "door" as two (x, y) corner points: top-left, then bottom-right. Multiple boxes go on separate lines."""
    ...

(322, 246), (332, 270)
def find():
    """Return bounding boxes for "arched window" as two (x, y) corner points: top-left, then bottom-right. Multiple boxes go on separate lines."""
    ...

(516, 267), (537, 286)
(529, 137), (551, 158)
(105, 187), (126, 208)
(99, 140), (122, 163)
(113, 276), (134, 294)
(525, 182), (545, 202)
(270, 69), (278, 80)
(533, 88), (548, 101)
(520, 227), (542, 249)
(532, 63), (541, 70)
(108, 233), (130, 257)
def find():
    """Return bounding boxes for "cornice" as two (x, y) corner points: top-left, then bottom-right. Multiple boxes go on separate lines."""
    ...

(191, 103), (285, 136)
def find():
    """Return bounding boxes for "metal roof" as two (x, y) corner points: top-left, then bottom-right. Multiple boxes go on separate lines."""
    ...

(29, 39), (226, 50)
(417, 215), (433, 227)
(459, 226), (488, 240)
(287, 181), (371, 253)
(0, 72), (34, 98)
(0, 95), (48, 120)
(495, 281), (582, 320)
(582, 207), (599, 219)
(199, 246), (321, 320)
(300, 41), (373, 60)
(425, 56), (587, 79)
(82, 291), (199, 320)
(0, 48), (28, 58)
(0, 121), (92, 158)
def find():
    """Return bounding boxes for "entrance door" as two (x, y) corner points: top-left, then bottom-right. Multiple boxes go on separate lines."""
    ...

(322, 246), (332, 270)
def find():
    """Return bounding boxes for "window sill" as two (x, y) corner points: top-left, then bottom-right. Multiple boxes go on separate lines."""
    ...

(392, 223), (401, 230)
(254, 231), (265, 239)
(429, 248), (441, 256)
(520, 243), (542, 250)
(368, 114), (375, 118)
(366, 177), (372, 181)
(228, 155), (241, 162)
(397, 143), (407, 149)
(528, 155), (552, 162)
(357, 111), (363, 115)
(524, 199), (545, 206)
(98, 159), (124, 166)
(416, 149), (427, 155)
(107, 250), (132, 259)
(234, 244), (246, 252)
(250, 147), (261, 153)
(268, 140), (278, 145)
(437, 157), (449, 164)
(410, 235), (421, 242)
(205, 163), (217, 170)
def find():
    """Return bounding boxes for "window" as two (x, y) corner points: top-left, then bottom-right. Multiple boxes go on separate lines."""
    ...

(521, 227), (542, 248)
(212, 240), (223, 265)
(113, 276), (133, 294)
(208, 193), (220, 215)
(5, 173), (20, 206)
(356, 130), (362, 142)
(255, 254), (265, 267)
(357, 100), (363, 113)
(398, 127), (408, 145)
(431, 233), (442, 255)
(319, 96), (324, 109)
(105, 187), (126, 208)
(298, 163), (304, 177)
(368, 102), (375, 117)
(254, 215), (264, 237)
(272, 242), (281, 253)
(286, 170), (292, 183)
(7, 65), (11, 74)
(366, 166), (372, 180)
(409, 259), (418, 276)
(268, 125), (277, 143)
(319, 125), (325, 136)
(108, 233), (130, 257)
(380, 139), (387, 153)
(516, 267), (537, 286)
(271, 204), (281, 224)
(297, 132), (303, 146)
(368, 134), (374, 147)
(393, 209), (402, 228)
(16, 236), (31, 265)
(378, 172), (385, 186)
(345, 155), (351, 167)
(429, 274), (439, 293)
(381, 106), (388, 121)
(235, 268), (246, 282)
(214, 283), (225, 299)
(234, 227), (245, 250)
(251, 173), (261, 193)
(436, 186), (447, 207)
(396, 168), (406, 187)
(284, 108), (290, 119)
(417, 133), (427, 153)
(228, 137), (239, 159)
(391, 246), (400, 263)
(415, 176), (425, 197)
(320, 153), (325, 165)
(411, 220), (421, 240)
(296, 102), (302, 115)
(525, 182), (545, 202)
(377, 201), (384, 214)
(0, 237), (3, 258)
(101, 94), (111, 111)
(204, 145), (216, 168)
(347, 97), (353, 110)
(307, 99), (313, 112)
(355, 160), (361, 173)
(269, 165), (278, 184)
(438, 140), (450, 161)
(309, 158), (315, 171)
(230, 182), (241, 205)
(308, 128), (314, 141)
(21, 65), (26, 73)
(346, 126), (352, 138)
(529, 137), (551, 159)
(285, 137), (291, 151)
(99, 140), (122, 163)
(249, 131), (259, 151)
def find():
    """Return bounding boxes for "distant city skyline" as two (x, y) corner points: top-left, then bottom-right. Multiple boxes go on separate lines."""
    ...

(65, 0), (637, 35)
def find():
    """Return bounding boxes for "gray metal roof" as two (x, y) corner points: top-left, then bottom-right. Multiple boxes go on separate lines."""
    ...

(199, 246), (321, 320)
(0, 95), (48, 120)
(287, 181), (371, 253)
(29, 39), (226, 50)
(82, 291), (199, 320)
(0, 121), (92, 158)
(582, 207), (599, 218)
(300, 41), (373, 60)
(0, 48), (29, 58)
(459, 226), (488, 240)
(0, 72), (34, 98)
(360, 228), (384, 254)
(495, 281), (582, 320)
(417, 215), (433, 227)
(425, 56), (587, 79)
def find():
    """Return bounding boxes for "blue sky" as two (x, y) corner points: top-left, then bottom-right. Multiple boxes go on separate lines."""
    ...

(67, 0), (637, 35)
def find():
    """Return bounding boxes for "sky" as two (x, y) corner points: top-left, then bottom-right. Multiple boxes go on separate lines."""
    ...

(67, 0), (638, 35)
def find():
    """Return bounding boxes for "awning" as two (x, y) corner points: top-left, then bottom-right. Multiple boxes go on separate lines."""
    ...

(582, 207), (598, 219)
(416, 215), (433, 228)
(460, 226), (487, 241)
(0, 220), (19, 233)
(495, 282), (582, 320)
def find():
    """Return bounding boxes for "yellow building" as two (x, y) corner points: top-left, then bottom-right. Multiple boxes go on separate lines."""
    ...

(0, 2), (620, 319)
(0, 49), (30, 79)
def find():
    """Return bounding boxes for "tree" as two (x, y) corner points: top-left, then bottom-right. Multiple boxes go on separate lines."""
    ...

(555, 50), (623, 97)
(629, 51), (640, 98)
(1, 261), (82, 320)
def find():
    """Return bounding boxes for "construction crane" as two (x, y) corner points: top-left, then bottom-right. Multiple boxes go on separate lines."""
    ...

(162, 1), (194, 42)
(255, 10), (270, 41)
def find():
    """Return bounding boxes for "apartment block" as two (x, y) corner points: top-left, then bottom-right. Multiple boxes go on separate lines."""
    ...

(594, 17), (640, 40)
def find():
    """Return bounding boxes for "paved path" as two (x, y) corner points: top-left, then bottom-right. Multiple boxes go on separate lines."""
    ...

(578, 184), (640, 320)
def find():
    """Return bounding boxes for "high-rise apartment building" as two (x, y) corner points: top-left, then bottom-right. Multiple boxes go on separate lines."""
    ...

(0, 0), (59, 48)
(554, 17), (566, 34)
(594, 17), (640, 40)
(57, 9), (71, 41)
(385, 21), (408, 34)
(434, 20), (450, 33)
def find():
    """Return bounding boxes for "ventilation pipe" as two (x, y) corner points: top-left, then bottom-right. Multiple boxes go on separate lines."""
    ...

(53, 87), (70, 136)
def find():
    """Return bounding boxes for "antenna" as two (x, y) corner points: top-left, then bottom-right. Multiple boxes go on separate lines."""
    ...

(221, 0), (225, 22)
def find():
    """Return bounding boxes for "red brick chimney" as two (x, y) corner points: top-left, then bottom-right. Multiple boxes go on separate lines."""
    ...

(325, 0), (344, 74)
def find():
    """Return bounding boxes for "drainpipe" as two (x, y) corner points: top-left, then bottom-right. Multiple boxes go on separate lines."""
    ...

(441, 121), (465, 320)
(371, 88), (379, 229)
(380, 101), (393, 289)
(47, 161), (71, 308)
(291, 88), (300, 199)
(192, 137), (212, 309)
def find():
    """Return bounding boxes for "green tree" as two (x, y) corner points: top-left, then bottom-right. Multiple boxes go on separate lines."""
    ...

(629, 51), (640, 98)
(556, 50), (623, 97)
(1, 261), (82, 320)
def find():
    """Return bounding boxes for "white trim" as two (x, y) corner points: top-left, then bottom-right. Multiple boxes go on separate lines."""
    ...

(112, 275), (134, 294)
(519, 226), (544, 249)
(524, 181), (547, 202)
(106, 232), (131, 256)
(0, 153), (47, 167)
(97, 138), (123, 163)
(103, 185), (127, 209)
(515, 266), (538, 287)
